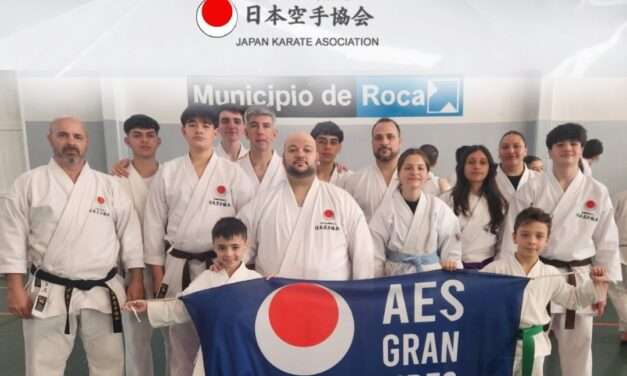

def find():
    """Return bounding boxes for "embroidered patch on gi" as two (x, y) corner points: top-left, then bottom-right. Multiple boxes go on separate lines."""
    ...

(216, 185), (226, 195)
(315, 209), (340, 231)
(323, 209), (335, 219)
(97, 196), (105, 204)
(585, 199), (596, 210)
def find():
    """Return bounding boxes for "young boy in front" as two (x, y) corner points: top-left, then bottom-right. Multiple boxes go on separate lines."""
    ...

(482, 207), (608, 376)
(124, 217), (261, 376)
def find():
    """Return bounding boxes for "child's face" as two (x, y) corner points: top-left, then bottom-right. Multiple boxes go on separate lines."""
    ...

(513, 221), (549, 257)
(214, 235), (247, 272)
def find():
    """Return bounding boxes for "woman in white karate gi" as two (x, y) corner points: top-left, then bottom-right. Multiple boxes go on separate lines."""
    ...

(441, 145), (508, 269)
(370, 148), (462, 276)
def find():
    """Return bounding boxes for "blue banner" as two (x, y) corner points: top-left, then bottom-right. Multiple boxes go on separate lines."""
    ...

(182, 270), (527, 376)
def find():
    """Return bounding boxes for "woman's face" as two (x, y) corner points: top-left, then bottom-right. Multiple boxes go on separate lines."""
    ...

(399, 154), (429, 190)
(464, 150), (490, 186)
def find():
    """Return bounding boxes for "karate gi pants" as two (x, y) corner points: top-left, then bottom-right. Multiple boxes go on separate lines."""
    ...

(122, 311), (154, 376)
(166, 321), (199, 376)
(23, 309), (124, 376)
(512, 354), (544, 376)
(551, 313), (594, 376)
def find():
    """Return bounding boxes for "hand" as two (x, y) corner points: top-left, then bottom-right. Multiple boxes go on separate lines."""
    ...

(7, 274), (33, 318)
(126, 279), (145, 301)
(149, 265), (164, 296)
(593, 300), (607, 317)
(123, 300), (148, 313)
(335, 163), (348, 173)
(590, 266), (607, 279)
(110, 159), (130, 177)
(209, 263), (223, 272)
(440, 260), (457, 272)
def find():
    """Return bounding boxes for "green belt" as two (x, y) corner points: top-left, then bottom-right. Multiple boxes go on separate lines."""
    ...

(518, 325), (544, 376)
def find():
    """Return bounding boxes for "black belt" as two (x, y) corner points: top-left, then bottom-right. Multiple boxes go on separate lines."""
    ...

(462, 256), (495, 270)
(540, 257), (593, 330)
(169, 249), (215, 292)
(31, 265), (121, 335)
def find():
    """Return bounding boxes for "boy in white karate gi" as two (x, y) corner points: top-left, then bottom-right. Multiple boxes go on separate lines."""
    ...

(124, 217), (261, 376)
(483, 207), (608, 376)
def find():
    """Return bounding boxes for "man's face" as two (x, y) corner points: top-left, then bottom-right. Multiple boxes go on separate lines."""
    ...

(499, 134), (527, 169)
(283, 135), (317, 178)
(245, 115), (277, 152)
(549, 140), (582, 167)
(315, 135), (342, 164)
(218, 110), (245, 143)
(48, 118), (88, 165)
(125, 128), (160, 159)
(181, 117), (216, 150)
(372, 121), (401, 162)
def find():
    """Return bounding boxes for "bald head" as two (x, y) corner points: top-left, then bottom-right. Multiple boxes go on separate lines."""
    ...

(48, 116), (88, 166)
(283, 132), (317, 179)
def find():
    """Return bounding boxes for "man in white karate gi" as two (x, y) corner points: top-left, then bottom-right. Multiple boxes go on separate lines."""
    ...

(503, 123), (621, 376)
(340, 117), (401, 221)
(215, 104), (248, 161)
(0, 116), (145, 376)
(143, 104), (253, 376)
(610, 190), (627, 343)
(237, 106), (286, 192)
(310, 121), (352, 185)
(238, 132), (375, 280)
(117, 114), (162, 376)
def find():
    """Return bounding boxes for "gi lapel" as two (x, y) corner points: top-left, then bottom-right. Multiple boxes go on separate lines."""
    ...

(547, 171), (586, 226)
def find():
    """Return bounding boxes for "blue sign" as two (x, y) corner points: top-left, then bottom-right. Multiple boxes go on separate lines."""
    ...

(356, 77), (463, 117)
(182, 270), (526, 376)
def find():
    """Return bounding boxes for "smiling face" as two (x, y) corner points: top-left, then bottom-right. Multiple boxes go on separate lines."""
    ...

(218, 110), (245, 143)
(214, 235), (247, 275)
(283, 132), (317, 179)
(549, 139), (583, 169)
(499, 133), (527, 171)
(513, 221), (549, 258)
(398, 153), (429, 190)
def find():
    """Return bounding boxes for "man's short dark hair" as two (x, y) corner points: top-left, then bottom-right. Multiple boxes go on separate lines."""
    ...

(212, 217), (247, 241)
(514, 207), (552, 235)
(180, 104), (218, 127)
(310, 121), (344, 143)
(419, 144), (439, 167)
(218, 104), (245, 119)
(545, 123), (587, 149)
(371, 117), (401, 137)
(583, 138), (603, 159)
(523, 155), (541, 165)
(123, 114), (160, 135)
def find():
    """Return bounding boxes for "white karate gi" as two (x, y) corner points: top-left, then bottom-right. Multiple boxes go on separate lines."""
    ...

(496, 165), (539, 203)
(237, 150), (286, 193)
(339, 164), (399, 221)
(238, 179), (375, 280)
(369, 190), (462, 277)
(610, 191), (627, 333)
(118, 163), (157, 376)
(422, 172), (447, 196)
(0, 159), (143, 376)
(328, 165), (353, 186)
(440, 191), (501, 268)
(502, 170), (621, 376)
(482, 255), (599, 376)
(146, 263), (261, 376)
(143, 153), (253, 376)
(214, 141), (248, 161)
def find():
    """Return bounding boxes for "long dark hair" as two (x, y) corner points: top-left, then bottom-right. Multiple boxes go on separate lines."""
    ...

(451, 145), (508, 234)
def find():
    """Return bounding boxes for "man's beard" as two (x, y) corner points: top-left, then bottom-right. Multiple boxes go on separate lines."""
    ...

(286, 164), (316, 178)
(58, 146), (82, 164)
(374, 147), (399, 162)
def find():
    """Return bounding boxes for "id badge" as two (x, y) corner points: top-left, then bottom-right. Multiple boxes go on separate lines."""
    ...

(31, 282), (49, 318)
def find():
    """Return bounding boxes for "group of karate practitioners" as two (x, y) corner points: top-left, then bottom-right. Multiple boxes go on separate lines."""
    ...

(0, 103), (625, 376)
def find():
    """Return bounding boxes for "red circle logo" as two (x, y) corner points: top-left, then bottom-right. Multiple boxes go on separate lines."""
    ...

(97, 196), (105, 204)
(217, 185), (226, 194)
(585, 200), (596, 209)
(196, 0), (238, 38)
(323, 209), (334, 219)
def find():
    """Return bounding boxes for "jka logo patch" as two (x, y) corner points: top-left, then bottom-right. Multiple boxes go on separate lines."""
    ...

(576, 198), (599, 222)
(208, 184), (232, 208)
(96, 196), (105, 205)
(323, 209), (334, 219)
(196, 0), (238, 38)
(316, 208), (339, 231)
(585, 199), (596, 210)
(216, 185), (226, 195)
